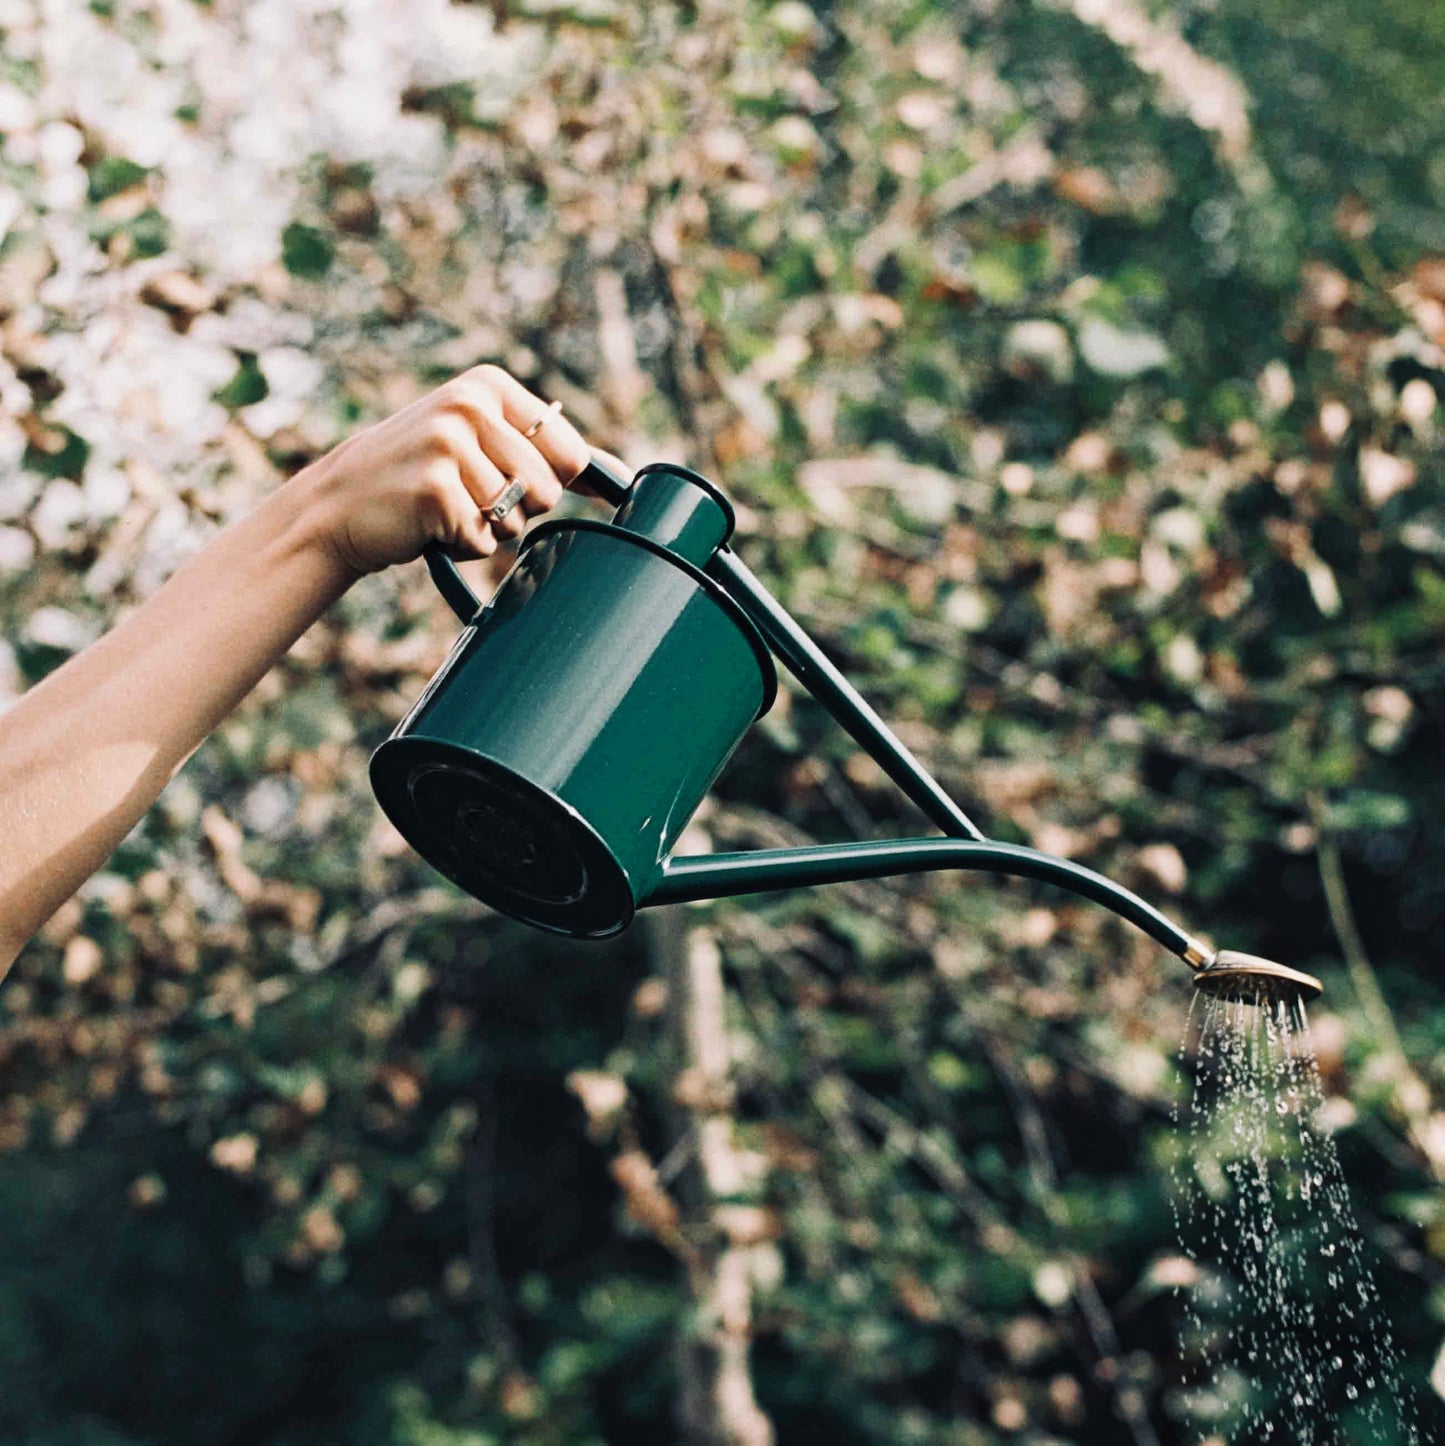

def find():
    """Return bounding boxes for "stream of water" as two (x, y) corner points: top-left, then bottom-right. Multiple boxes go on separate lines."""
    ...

(1169, 984), (1427, 1444)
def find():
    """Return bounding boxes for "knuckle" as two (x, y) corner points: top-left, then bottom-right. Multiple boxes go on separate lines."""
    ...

(439, 376), (496, 420)
(468, 363), (508, 393)
(419, 458), (457, 501)
(422, 410), (466, 454)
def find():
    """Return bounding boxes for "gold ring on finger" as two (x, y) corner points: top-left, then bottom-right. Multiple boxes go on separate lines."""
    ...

(521, 398), (563, 440)
(483, 475), (527, 523)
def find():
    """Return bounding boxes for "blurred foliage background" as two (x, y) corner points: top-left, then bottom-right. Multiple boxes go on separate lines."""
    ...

(1, 0), (1443, 1441)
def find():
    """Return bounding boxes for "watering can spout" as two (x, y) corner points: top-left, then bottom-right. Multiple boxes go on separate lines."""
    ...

(650, 837), (1214, 966)
(1190, 950), (1322, 1003)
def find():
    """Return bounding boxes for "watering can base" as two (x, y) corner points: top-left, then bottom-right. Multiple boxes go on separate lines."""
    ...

(369, 737), (636, 938)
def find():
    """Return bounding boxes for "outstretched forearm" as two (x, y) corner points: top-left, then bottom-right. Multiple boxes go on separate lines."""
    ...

(0, 466), (350, 968)
(0, 365), (596, 972)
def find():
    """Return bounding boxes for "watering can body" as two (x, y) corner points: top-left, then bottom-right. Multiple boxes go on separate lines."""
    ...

(370, 465), (776, 937)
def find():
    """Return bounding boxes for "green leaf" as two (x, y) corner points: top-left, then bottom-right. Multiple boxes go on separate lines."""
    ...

(926, 1050), (982, 1092)
(1414, 564), (1445, 625)
(212, 353), (268, 409)
(970, 250), (1026, 305)
(126, 207), (171, 259)
(20, 426), (89, 480)
(87, 156), (148, 203)
(1322, 790), (1411, 831)
(281, 221), (335, 279)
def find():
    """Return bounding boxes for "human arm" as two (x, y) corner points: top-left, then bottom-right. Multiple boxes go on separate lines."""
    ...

(0, 365), (596, 971)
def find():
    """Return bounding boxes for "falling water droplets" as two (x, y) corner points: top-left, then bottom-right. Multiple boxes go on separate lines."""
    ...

(1168, 982), (1427, 1443)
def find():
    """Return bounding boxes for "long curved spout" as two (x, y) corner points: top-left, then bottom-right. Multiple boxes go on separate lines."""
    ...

(647, 837), (1213, 965)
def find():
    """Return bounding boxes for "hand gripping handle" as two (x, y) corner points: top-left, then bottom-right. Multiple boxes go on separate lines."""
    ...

(422, 453), (634, 623)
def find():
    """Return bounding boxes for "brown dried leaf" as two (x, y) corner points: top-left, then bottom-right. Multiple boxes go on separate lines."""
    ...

(140, 271), (216, 325)
(610, 1148), (681, 1244)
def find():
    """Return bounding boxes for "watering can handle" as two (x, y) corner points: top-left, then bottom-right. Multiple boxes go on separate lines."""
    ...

(706, 548), (988, 843)
(422, 453), (634, 624)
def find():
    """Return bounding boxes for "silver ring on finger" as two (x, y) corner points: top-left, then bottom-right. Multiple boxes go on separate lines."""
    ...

(483, 475), (528, 523)
(521, 398), (563, 440)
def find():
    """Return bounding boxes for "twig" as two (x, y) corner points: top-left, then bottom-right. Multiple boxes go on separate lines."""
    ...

(464, 1069), (522, 1373)
(840, 1076), (1010, 1235)
(1308, 791), (1406, 1057)
(1307, 791), (1442, 1181)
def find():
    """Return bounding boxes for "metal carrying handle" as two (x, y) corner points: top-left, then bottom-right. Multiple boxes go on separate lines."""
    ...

(422, 454), (636, 624)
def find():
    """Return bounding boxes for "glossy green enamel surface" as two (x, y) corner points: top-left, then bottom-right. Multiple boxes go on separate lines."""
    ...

(612, 463), (735, 566)
(382, 457), (1203, 969)
(646, 837), (1197, 957)
(370, 521), (773, 935)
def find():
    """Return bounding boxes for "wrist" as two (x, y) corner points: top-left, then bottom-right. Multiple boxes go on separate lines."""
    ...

(278, 449), (367, 592)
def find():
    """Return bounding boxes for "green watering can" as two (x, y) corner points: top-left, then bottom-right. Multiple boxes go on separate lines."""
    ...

(369, 456), (1320, 1004)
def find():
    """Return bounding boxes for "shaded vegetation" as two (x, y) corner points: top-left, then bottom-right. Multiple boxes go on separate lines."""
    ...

(0, 0), (1441, 1440)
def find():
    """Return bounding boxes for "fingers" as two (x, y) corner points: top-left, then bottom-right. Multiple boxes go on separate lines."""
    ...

(476, 420), (564, 522)
(427, 461), (499, 560)
(442, 367), (591, 515)
(469, 366), (593, 487)
(427, 412), (527, 540)
(432, 366), (629, 546)
(460, 443), (530, 540)
(455, 507), (500, 559)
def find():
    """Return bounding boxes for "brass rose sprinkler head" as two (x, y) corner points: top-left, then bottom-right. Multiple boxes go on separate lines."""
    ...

(1189, 949), (1324, 1005)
